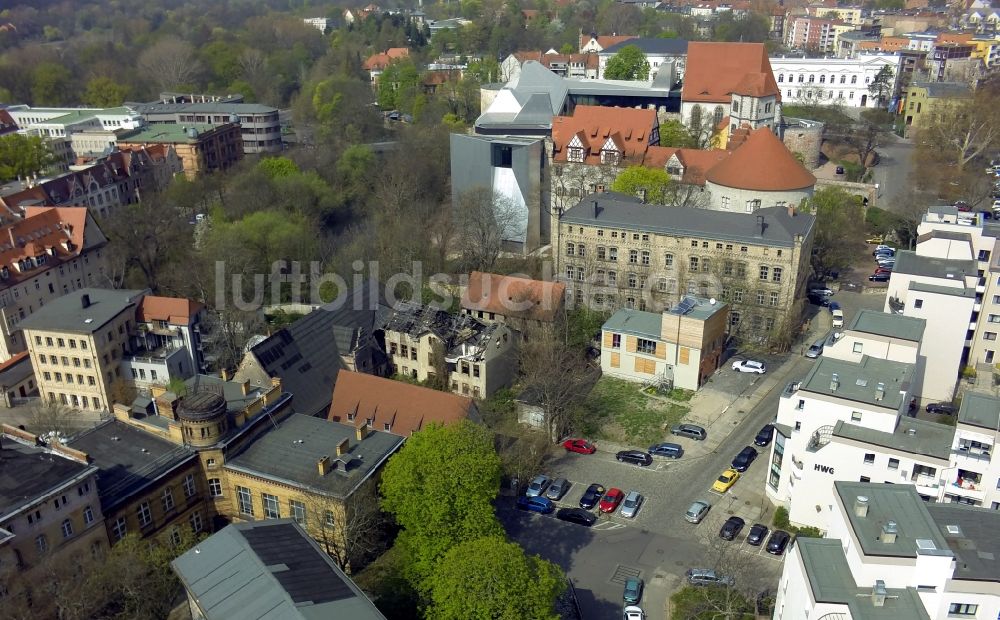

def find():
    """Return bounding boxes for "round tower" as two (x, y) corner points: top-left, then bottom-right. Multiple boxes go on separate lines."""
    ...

(176, 391), (228, 447)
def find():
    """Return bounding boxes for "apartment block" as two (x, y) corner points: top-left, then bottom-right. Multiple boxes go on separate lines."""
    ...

(786, 17), (841, 54)
(117, 123), (243, 179)
(771, 54), (901, 107)
(600, 295), (728, 390)
(384, 302), (518, 398)
(948, 393), (1000, 509)
(0, 425), (107, 583)
(0, 207), (111, 362)
(131, 96), (282, 155)
(123, 295), (207, 387)
(775, 482), (1000, 620)
(21, 288), (147, 412)
(554, 193), (814, 343)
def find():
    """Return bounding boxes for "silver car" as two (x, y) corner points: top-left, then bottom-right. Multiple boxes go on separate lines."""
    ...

(685, 500), (711, 523)
(546, 477), (570, 501)
(526, 474), (550, 497)
(620, 490), (643, 518)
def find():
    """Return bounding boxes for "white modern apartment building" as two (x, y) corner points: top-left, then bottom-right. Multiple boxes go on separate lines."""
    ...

(770, 54), (901, 107)
(949, 392), (1000, 509)
(775, 481), (1000, 620)
(6, 105), (145, 139)
(886, 206), (1000, 400)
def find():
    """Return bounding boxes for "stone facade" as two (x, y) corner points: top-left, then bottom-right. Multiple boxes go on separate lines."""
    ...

(781, 117), (824, 169)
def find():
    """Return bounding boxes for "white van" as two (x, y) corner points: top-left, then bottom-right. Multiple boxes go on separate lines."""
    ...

(831, 309), (844, 328)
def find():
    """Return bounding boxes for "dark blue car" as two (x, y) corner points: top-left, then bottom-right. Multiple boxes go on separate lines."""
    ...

(516, 496), (555, 514)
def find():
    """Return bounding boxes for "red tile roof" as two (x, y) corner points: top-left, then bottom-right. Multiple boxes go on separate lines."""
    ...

(364, 47), (410, 71)
(327, 371), (477, 437)
(137, 296), (204, 326)
(513, 51), (599, 71)
(0, 206), (94, 286)
(461, 272), (567, 322)
(706, 127), (815, 191)
(0, 351), (29, 373)
(681, 42), (780, 104)
(551, 106), (658, 165)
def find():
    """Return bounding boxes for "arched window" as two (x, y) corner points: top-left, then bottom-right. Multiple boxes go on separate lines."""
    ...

(777, 73), (784, 82)
(713, 106), (724, 127)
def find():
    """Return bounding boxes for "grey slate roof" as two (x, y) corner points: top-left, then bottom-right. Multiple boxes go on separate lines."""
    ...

(247, 278), (391, 417)
(0, 436), (96, 518)
(926, 502), (1000, 582)
(847, 309), (925, 343)
(171, 520), (386, 620)
(0, 353), (33, 389)
(957, 392), (1000, 431)
(799, 355), (912, 410)
(831, 417), (952, 461)
(835, 481), (951, 559)
(18, 288), (147, 334)
(892, 250), (977, 280)
(226, 414), (403, 499)
(912, 81), (972, 99)
(600, 38), (689, 55)
(604, 308), (662, 338)
(560, 192), (814, 247)
(67, 419), (197, 511)
(797, 538), (931, 620)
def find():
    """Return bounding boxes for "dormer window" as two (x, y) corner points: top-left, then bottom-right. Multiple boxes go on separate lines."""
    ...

(568, 146), (585, 162)
(601, 149), (620, 165)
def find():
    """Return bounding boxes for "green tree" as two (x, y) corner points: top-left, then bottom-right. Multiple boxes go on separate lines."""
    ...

(659, 119), (697, 148)
(83, 76), (130, 107)
(612, 165), (674, 204)
(380, 421), (504, 588)
(378, 59), (421, 112)
(0, 134), (55, 182)
(426, 537), (565, 620)
(868, 65), (895, 108)
(31, 62), (74, 106)
(257, 156), (300, 179)
(670, 585), (754, 620)
(603, 45), (650, 80)
(802, 187), (867, 276)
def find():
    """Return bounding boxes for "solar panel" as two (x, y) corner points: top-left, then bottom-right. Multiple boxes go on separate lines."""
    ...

(672, 296), (697, 316)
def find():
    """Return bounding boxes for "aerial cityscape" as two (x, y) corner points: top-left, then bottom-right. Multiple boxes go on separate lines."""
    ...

(1, 0), (1000, 618)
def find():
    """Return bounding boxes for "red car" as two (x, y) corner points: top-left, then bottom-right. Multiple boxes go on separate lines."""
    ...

(563, 439), (597, 454)
(599, 488), (624, 513)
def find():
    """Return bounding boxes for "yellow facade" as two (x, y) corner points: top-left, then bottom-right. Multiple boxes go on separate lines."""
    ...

(102, 459), (207, 546)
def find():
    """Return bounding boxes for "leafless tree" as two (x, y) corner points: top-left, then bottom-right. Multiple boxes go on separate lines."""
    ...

(917, 87), (1000, 176)
(305, 492), (390, 574)
(201, 306), (267, 373)
(518, 322), (596, 441)
(24, 400), (89, 436)
(455, 188), (522, 272)
(670, 531), (773, 619)
(238, 48), (270, 96)
(138, 36), (203, 92)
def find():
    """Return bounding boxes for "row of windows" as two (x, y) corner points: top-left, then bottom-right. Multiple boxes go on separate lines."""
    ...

(37, 354), (92, 368)
(30, 506), (96, 554)
(132, 476), (197, 530)
(35, 336), (89, 350)
(47, 393), (101, 409)
(787, 89), (860, 101)
(112, 509), (203, 543)
(131, 367), (159, 382)
(234, 485), (337, 527)
(41, 371), (96, 386)
(777, 73), (865, 85)
(567, 274), (783, 309)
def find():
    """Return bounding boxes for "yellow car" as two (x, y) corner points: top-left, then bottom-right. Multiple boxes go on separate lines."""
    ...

(712, 468), (741, 493)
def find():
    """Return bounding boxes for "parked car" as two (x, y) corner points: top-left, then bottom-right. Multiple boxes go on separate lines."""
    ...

(865, 235), (885, 244)
(719, 516), (746, 540)
(649, 442), (684, 459)
(874, 248), (895, 258)
(599, 488), (625, 513)
(623, 577), (644, 604)
(671, 424), (707, 440)
(766, 530), (792, 555)
(620, 490), (644, 518)
(525, 474), (550, 497)
(731, 446), (759, 472)
(685, 500), (711, 523)
(872, 245), (894, 255)
(562, 438), (596, 454)
(877, 260), (896, 270)
(616, 450), (653, 467)
(955, 201), (972, 212)
(754, 424), (775, 447)
(686, 568), (735, 587)
(828, 301), (841, 312)
(579, 483), (606, 509)
(869, 272), (891, 282)
(712, 468), (741, 493)
(926, 402), (958, 415)
(556, 507), (597, 527)
(732, 359), (767, 374)
(807, 292), (831, 307)
(546, 478), (570, 501)
(805, 341), (823, 358)
(808, 285), (834, 296)
(874, 266), (892, 275)
(831, 309), (844, 328)
(516, 495), (555, 514)
(746, 523), (769, 546)
(623, 605), (646, 620)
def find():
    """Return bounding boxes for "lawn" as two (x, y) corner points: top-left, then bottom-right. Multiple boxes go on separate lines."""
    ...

(579, 377), (690, 446)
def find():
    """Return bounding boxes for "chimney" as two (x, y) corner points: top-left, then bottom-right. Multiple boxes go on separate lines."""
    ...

(855, 495), (869, 517)
(830, 372), (839, 391)
(335, 437), (350, 456)
(81, 293), (91, 309)
(871, 580), (887, 607)
(317, 455), (332, 475)
(240, 380), (250, 396)
(756, 214), (765, 236)
(593, 200), (601, 219)
(638, 188), (647, 204)
(875, 382), (885, 401)
(787, 204), (796, 217)
(881, 521), (898, 544)
(356, 424), (369, 440)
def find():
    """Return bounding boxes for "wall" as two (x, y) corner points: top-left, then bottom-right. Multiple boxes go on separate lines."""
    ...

(705, 181), (813, 213)
(103, 460), (206, 545)
(781, 118), (824, 169)
(906, 290), (974, 402)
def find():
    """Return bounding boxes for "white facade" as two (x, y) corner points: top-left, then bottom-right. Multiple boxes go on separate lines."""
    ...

(302, 17), (331, 32)
(704, 181), (812, 213)
(948, 392), (1000, 509)
(770, 54), (901, 107)
(7, 106), (144, 137)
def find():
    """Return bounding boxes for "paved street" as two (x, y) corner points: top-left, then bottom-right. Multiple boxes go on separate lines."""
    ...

(500, 351), (818, 619)
(871, 134), (915, 209)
